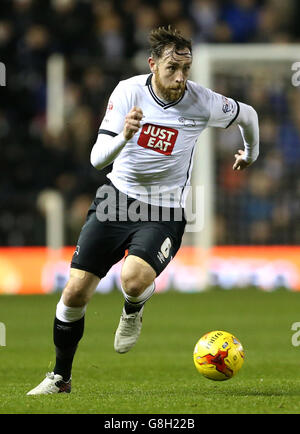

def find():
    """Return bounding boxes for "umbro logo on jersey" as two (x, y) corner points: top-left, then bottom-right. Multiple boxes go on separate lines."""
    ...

(137, 124), (178, 155)
(157, 237), (172, 264)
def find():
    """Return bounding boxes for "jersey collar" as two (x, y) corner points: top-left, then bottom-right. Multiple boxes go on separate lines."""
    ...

(146, 73), (186, 109)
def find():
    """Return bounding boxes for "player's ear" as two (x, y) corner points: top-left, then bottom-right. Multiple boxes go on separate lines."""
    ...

(148, 57), (156, 74)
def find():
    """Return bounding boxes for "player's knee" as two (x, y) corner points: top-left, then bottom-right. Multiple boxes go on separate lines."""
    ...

(62, 269), (100, 307)
(121, 271), (152, 298)
(121, 276), (143, 297)
(62, 282), (90, 307)
(121, 255), (156, 297)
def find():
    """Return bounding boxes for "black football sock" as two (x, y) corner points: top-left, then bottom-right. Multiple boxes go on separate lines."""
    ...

(53, 316), (84, 382)
(124, 300), (144, 315)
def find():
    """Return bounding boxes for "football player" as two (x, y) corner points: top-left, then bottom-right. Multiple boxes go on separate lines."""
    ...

(27, 25), (258, 395)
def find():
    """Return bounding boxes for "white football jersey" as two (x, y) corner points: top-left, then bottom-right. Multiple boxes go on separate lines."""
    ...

(98, 74), (239, 207)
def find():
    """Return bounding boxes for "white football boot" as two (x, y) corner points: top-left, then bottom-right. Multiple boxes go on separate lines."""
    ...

(26, 372), (71, 395)
(114, 306), (144, 353)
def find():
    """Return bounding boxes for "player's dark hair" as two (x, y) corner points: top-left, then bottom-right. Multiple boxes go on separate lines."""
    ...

(149, 25), (192, 59)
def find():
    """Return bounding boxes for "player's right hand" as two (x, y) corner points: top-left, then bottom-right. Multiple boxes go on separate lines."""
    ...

(123, 106), (143, 141)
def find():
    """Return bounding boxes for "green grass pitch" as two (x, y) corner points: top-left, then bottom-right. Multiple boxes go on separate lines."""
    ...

(0, 288), (300, 414)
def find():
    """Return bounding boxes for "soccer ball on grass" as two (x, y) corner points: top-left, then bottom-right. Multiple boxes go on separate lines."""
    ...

(193, 330), (245, 381)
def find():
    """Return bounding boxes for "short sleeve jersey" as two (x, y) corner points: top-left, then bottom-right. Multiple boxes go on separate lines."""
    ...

(98, 74), (240, 207)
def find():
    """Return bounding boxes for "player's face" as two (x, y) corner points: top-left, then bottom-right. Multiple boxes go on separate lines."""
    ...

(150, 47), (192, 102)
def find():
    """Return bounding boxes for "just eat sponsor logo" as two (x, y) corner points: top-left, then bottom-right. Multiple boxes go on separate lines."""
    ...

(137, 123), (178, 155)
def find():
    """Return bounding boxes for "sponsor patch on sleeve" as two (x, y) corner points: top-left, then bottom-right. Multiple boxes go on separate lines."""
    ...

(222, 96), (235, 114)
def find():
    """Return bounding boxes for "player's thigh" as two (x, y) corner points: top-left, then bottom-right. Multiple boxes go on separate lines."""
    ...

(127, 219), (186, 278)
(71, 211), (131, 280)
(62, 268), (100, 307)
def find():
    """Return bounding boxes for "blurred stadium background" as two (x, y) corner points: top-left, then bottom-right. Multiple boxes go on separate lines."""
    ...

(1, 0), (300, 294)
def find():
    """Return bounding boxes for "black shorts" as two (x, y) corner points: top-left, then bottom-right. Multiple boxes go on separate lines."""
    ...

(71, 183), (186, 278)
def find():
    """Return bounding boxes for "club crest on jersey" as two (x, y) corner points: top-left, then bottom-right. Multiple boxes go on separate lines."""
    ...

(137, 123), (178, 155)
(178, 117), (196, 127)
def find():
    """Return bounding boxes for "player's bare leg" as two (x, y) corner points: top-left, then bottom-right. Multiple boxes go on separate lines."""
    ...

(114, 255), (156, 353)
(27, 269), (100, 395)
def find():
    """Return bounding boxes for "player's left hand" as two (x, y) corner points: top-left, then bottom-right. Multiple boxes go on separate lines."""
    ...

(232, 149), (251, 171)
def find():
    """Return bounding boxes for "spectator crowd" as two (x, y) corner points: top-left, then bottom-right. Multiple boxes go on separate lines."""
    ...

(0, 0), (299, 246)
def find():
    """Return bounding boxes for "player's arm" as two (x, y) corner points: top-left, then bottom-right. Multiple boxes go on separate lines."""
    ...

(232, 102), (259, 171)
(205, 88), (259, 171)
(90, 107), (143, 170)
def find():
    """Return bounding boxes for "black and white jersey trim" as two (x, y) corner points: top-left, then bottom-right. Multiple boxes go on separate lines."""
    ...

(98, 129), (118, 137)
(226, 100), (240, 128)
(179, 145), (195, 207)
(146, 74), (186, 110)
